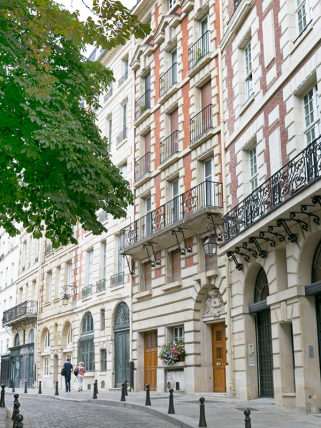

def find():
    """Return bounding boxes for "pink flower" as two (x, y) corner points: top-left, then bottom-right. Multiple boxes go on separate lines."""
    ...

(177, 345), (180, 348)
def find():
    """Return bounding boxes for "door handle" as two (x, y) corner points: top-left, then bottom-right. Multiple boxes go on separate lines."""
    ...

(216, 362), (221, 366)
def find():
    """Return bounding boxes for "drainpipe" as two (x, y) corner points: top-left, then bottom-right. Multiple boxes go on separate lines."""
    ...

(218, 0), (235, 396)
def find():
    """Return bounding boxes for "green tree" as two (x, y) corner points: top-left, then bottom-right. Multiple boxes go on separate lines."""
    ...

(0, 0), (149, 246)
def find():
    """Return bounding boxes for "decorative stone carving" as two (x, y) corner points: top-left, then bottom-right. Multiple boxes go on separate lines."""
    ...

(203, 288), (224, 318)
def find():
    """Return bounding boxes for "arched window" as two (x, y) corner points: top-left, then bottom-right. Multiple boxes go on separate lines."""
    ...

(14, 333), (19, 346)
(312, 240), (321, 283)
(29, 329), (34, 343)
(114, 302), (130, 329)
(79, 313), (94, 371)
(67, 326), (72, 345)
(254, 268), (269, 303)
(44, 331), (50, 348)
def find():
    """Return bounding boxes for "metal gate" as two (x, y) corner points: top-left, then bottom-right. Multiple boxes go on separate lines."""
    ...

(257, 310), (274, 398)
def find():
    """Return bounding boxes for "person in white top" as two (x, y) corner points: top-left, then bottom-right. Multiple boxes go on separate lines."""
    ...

(75, 362), (86, 392)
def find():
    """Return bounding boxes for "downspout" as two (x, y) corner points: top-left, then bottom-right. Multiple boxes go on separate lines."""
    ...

(218, 0), (235, 395)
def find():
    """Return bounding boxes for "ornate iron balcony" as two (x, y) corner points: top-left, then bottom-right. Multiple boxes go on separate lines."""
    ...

(135, 89), (151, 120)
(160, 63), (178, 97)
(160, 130), (179, 164)
(120, 180), (223, 249)
(110, 272), (124, 288)
(224, 135), (321, 242)
(2, 301), (37, 327)
(81, 284), (92, 299)
(98, 210), (108, 223)
(190, 104), (213, 143)
(96, 278), (106, 293)
(189, 31), (210, 70)
(116, 128), (128, 146)
(104, 84), (113, 103)
(118, 70), (129, 87)
(135, 152), (151, 181)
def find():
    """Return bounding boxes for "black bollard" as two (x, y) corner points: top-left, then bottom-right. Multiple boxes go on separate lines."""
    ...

(168, 388), (175, 414)
(24, 381), (27, 394)
(12, 400), (20, 428)
(38, 381), (42, 395)
(93, 382), (97, 399)
(11, 394), (19, 422)
(94, 379), (98, 394)
(124, 379), (128, 396)
(120, 382), (126, 402)
(15, 414), (23, 428)
(145, 384), (151, 406)
(244, 409), (251, 428)
(198, 397), (207, 427)
(55, 380), (59, 396)
(0, 384), (5, 408)
(11, 380), (15, 393)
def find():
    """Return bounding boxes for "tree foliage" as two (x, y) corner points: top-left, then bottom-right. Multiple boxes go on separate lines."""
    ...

(0, 0), (149, 246)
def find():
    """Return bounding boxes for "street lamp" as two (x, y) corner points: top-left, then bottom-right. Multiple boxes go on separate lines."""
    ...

(203, 236), (217, 257)
(62, 286), (70, 306)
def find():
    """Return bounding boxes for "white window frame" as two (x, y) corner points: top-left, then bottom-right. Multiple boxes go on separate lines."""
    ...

(48, 272), (52, 302)
(44, 357), (50, 376)
(303, 84), (320, 145)
(44, 331), (50, 349)
(168, 0), (177, 10)
(295, 0), (311, 36)
(249, 146), (258, 191)
(107, 117), (112, 149)
(245, 41), (253, 100)
(173, 326), (184, 342)
(122, 102), (127, 132)
(102, 242), (107, 279)
(67, 326), (72, 345)
(87, 250), (94, 285)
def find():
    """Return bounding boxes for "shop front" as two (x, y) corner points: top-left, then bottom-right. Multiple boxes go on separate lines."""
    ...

(9, 344), (35, 388)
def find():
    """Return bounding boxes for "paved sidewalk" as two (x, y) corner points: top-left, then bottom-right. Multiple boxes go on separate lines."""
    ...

(5, 387), (321, 428)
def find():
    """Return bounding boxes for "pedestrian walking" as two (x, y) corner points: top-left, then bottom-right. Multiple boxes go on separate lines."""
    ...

(62, 358), (73, 393)
(75, 362), (86, 392)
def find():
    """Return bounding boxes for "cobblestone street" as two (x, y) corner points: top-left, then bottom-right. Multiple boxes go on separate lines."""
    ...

(17, 396), (178, 428)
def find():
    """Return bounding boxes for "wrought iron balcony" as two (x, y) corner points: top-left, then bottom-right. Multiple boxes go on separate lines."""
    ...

(120, 180), (223, 250)
(104, 84), (113, 103)
(190, 104), (213, 143)
(118, 70), (128, 87)
(135, 152), (151, 182)
(2, 301), (37, 327)
(81, 284), (92, 299)
(96, 278), (106, 293)
(110, 272), (124, 288)
(135, 89), (151, 120)
(224, 135), (321, 242)
(160, 63), (178, 97)
(160, 130), (179, 164)
(116, 128), (128, 146)
(189, 31), (210, 70)
(98, 210), (108, 223)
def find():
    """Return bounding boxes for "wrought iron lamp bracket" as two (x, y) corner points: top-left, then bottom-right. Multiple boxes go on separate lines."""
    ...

(206, 214), (224, 242)
(289, 212), (309, 231)
(242, 242), (258, 258)
(4, 326), (12, 336)
(124, 255), (135, 276)
(143, 244), (154, 267)
(300, 204), (320, 225)
(276, 219), (297, 242)
(227, 251), (243, 271)
(266, 226), (285, 242)
(177, 227), (193, 253)
(171, 230), (185, 255)
(312, 195), (321, 207)
(248, 237), (267, 258)
(234, 247), (250, 262)
(143, 243), (161, 267)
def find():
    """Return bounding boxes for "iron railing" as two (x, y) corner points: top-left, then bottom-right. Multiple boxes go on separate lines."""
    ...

(110, 272), (124, 288)
(2, 301), (37, 326)
(98, 210), (108, 223)
(135, 152), (151, 181)
(120, 180), (223, 249)
(135, 89), (151, 120)
(160, 130), (179, 164)
(160, 63), (178, 97)
(104, 84), (113, 103)
(116, 128), (128, 146)
(96, 278), (106, 293)
(190, 104), (213, 143)
(45, 244), (53, 255)
(118, 70), (129, 87)
(189, 31), (210, 70)
(224, 135), (321, 242)
(81, 284), (93, 299)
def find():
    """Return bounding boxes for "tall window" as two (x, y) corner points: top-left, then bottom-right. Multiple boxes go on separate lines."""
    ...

(117, 237), (124, 277)
(44, 331), (50, 348)
(123, 57), (129, 78)
(11, 262), (14, 284)
(100, 309), (105, 330)
(47, 272), (52, 302)
(144, 197), (152, 236)
(29, 329), (34, 343)
(23, 241), (27, 267)
(171, 179), (180, 222)
(122, 102), (127, 133)
(204, 158), (215, 205)
(304, 85), (320, 144)
(55, 267), (61, 299)
(200, 15), (209, 55)
(171, 248), (181, 282)
(102, 242), (107, 279)
(171, 48), (178, 86)
(296, 0), (310, 35)
(35, 239), (40, 261)
(143, 262), (152, 291)
(67, 262), (72, 293)
(249, 146), (258, 191)
(108, 117), (112, 149)
(100, 349), (107, 372)
(87, 250), (94, 285)
(79, 313), (95, 371)
(245, 41), (253, 99)
(67, 326), (72, 345)
(120, 163), (127, 178)
(173, 326), (184, 341)
(14, 333), (19, 346)
(44, 357), (50, 376)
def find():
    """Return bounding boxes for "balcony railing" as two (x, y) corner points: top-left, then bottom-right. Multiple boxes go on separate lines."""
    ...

(190, 104), (213, 143)
(104, 84), (113, 103)
(110, 272), (124, 288)
(96, 278), (106, 293)
(2, 301), (37, 326)
(120, 180), (223, 249)
(116, 128), (128, 146)
(160, 63), (178, 97)
(118, 70), (128, 87)
(135, 89), (151, 120)
(160, 130), (179, 164)
(135, 152), (151, 182)
(224, 135), (321, 242)
(81, 284), (92, 299)
(98, 210), (108, 223)
(189, 31), (210, 70)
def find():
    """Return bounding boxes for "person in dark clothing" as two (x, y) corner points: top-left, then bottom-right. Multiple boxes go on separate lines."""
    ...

(62, 358), (73, 392)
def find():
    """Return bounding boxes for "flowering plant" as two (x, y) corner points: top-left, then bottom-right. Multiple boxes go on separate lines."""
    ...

(159, 339), (185, 364)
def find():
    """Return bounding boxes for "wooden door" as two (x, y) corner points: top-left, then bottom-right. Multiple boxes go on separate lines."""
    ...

(212, 322), (226, 392)
(144, 331), (158, 391)
(115, 330), (130, 387)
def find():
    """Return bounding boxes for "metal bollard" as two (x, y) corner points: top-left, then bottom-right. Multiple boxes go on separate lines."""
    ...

(0, 384), (5, 408)
(11, 394), (19, 422)
(15, 414), (23, 428)
(12, 400), (20, 428)
(94, 380), (98, 395)
(55, 380), (59, 396)
(124, 379), (128, 396)
(244, 409), (251, 428)
(24, 381), (27, 394)
(93, 382), (97, 399)
(38, 381), (42, 394)
(168, 388), (175, 414)
(145, 384), (151, 406)
(120, 382), (126, 402)
(11, 380), (15, 393)
(198, 397), (207, 427)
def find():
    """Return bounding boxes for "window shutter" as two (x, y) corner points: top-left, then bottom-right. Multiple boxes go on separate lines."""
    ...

(172, 248), (181, 281)
(201, 80), (212, 110)
(144, 262), (152, 290)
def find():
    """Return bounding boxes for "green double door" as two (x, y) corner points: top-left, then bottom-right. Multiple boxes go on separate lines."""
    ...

(114, 330), (130, 387)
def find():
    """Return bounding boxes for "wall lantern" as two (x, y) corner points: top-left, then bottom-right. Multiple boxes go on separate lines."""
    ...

(203, 236), (218, 257)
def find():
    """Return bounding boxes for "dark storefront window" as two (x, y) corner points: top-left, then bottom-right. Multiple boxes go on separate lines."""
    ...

(79, 313), (95, 371)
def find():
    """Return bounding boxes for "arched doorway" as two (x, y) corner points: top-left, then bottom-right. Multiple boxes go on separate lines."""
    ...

(113, 302), (130, 387)
(249, 267), (274, 398)
(312, 241), (321, 371)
